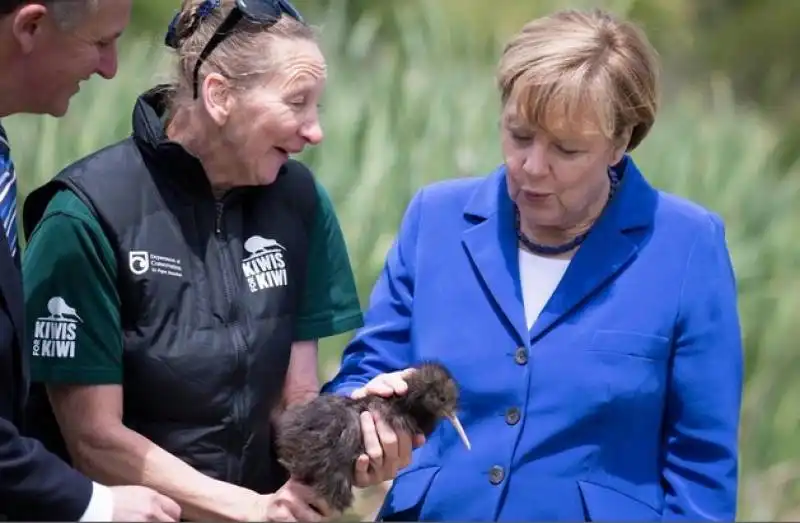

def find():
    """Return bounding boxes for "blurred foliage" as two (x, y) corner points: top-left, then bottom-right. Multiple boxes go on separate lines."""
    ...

(5, 0), (800, 520)
(128, 0), (800, 168)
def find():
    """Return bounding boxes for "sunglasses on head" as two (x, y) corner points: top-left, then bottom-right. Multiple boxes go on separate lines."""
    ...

(165, 0), (304, 99)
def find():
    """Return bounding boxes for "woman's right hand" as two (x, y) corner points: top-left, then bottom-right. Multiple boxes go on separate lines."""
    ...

(350, 369), (427, 488)
(252, 478), (337, 522)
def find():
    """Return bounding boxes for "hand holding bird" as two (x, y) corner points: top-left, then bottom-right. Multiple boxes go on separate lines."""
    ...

(274, 361), (470, 514)
(350, 367), (427, 487)
(350, 367), (417, 400)
(250, 478), (337, 522)
(352, 409), (423, 488)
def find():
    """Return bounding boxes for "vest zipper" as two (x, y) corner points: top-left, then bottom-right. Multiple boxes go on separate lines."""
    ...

(215, 202), (223, 234)
(214, 200), (249, 481)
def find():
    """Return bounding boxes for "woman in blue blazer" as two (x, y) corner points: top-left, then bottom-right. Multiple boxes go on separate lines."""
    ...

(323, 7), (743, 522)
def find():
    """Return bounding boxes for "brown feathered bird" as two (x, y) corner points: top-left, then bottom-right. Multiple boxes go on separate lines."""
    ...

(274, 361), (470, 513)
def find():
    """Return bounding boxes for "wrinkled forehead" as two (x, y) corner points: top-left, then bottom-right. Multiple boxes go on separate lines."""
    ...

(266, 37), (328, 90)
(502, 75), (614, 141)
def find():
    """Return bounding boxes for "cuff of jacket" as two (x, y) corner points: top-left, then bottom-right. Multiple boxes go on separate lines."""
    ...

(78, 482), (114, 521)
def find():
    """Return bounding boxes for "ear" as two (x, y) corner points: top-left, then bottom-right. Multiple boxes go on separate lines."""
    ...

(202, 73), (234, 126)
(11, 4), (49, 54)
(610, 125), (633, 165)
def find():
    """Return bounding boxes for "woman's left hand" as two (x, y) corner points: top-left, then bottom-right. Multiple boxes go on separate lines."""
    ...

(352, 409), (426, 488)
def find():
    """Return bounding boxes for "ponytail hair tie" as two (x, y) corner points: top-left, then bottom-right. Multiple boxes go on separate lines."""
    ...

(195, 0), (220, 19)
(164, 0), (221, 49)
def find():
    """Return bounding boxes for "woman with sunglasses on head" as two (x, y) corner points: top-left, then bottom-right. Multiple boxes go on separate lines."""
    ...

(18, 0), (413, 521)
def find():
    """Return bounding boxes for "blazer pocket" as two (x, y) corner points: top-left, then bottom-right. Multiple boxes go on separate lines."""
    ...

(376, 465), (441, 522)
(578, 480), (661, 521)
(587, 330), (671, 361)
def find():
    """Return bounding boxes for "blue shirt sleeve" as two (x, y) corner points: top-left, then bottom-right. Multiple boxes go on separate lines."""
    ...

(321, 188), (425, 397)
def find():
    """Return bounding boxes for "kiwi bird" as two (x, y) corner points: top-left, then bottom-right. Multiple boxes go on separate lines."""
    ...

(274, 361), (470, 513)
(47, 296), (82, 322)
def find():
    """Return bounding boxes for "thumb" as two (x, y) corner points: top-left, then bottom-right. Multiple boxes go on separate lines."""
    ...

(160, 495), (181, 520)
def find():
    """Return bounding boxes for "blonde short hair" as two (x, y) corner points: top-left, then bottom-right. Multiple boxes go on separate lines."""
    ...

(168, 0), (317, 111)
(497, 8), (660, 151)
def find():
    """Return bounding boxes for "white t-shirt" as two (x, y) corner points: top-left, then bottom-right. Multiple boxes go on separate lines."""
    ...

(519, 249), (571, 330)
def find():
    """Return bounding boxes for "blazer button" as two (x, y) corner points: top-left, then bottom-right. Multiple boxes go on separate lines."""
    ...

(514, 346), (528, 365)
(505, 407), (521, 425)
(489, 465), (505, 485)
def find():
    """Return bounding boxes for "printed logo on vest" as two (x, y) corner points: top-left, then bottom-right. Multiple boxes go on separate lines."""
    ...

(242, 235), (288, 293)
(32, 296), (81, 359)
(129, 250), (184, 278)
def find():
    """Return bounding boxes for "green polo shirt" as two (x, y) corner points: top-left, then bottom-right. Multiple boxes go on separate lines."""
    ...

(23, 180), (364, 385)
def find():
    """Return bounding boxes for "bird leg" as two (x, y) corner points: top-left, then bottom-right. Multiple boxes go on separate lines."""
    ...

(446, 413), (471, 450)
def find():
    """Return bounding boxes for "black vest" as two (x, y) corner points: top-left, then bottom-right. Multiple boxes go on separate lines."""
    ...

(21, 87), (319, 493)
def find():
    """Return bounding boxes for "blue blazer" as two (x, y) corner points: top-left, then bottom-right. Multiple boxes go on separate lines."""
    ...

(323, 156), (743, 521)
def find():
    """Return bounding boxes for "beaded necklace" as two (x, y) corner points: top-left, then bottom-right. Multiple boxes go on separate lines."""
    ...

(514, 169), (620, 256)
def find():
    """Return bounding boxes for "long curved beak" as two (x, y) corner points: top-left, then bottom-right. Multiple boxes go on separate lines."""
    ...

(447, 413), (471, 450)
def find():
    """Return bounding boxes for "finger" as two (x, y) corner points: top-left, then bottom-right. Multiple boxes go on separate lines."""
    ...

(366, 378), (399, 397)
(159, 496), (182, 521)
(151, 507), (176, 522)
(350, 387), (366, 400)
(398, 367), (417, 380)
(289, 480), (335, 519)
(385, 374), (409, 395)
(280, 487), (310, 522)
(396, 429), (413, 469)
(361, 411), (384, 471)
(287, 499), (322, 523)
(353, 453), (371, 487)
(351, 379), (395, 400)
(274, 505), (297, 522)
(398, 366), (415, 376)
(309, 497), (334, 519)
(373, 412), (399, 477)
(413, 433), (427, 447)
(360, 411), (384, 471)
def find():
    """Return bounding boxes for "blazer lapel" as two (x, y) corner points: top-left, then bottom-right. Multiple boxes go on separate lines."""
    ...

(529, 220), (637, 342)
(460, 158), (657, 346)
(462, 167), (528, 346)
(530, 157), (657, 342)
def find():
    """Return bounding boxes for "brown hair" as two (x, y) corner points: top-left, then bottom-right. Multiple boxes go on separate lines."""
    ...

(497, 8), (660, 151)
(167, 0), (317, 111)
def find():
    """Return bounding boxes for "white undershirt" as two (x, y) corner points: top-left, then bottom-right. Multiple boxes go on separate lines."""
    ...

(519, 249), (571, 330)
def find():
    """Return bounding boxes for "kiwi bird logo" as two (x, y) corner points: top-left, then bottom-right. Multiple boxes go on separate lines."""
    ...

(244, 235), (285, 256)
(46, 297), (82, 323)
